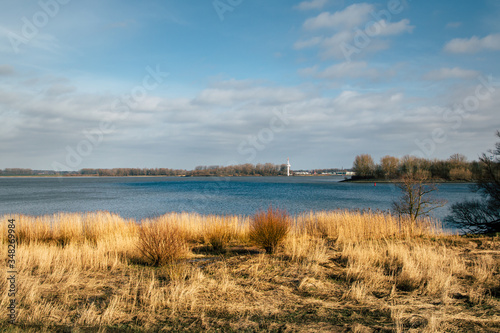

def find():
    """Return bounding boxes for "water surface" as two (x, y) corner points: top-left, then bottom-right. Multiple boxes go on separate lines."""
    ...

(0, 176), (480, 229)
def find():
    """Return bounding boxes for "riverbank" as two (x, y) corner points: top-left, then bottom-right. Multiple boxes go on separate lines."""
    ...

(1, 211), (499, 332)
(341, 178), (474, 184)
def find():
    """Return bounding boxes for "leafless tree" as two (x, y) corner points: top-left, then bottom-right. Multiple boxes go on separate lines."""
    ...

(446, 131), (500, 234)
(392, 171), (446, 221)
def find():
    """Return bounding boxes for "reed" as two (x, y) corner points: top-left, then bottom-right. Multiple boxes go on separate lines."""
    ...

(297, 209), (441, 243)
(1, 211), (137, 246)
(0, 210), (498, 332)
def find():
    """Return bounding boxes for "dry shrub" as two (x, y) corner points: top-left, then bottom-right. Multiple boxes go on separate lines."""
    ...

(137, 219), (189, 266)
(249, 207), (291, 253)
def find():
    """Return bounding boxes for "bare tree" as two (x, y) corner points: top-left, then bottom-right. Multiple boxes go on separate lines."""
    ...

(392, 171), (446, 221)
(446, 131), (500, 234)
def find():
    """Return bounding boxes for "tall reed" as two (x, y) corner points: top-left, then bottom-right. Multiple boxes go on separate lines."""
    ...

(3, 209), (496, 332)
(296, 209), (441, 243)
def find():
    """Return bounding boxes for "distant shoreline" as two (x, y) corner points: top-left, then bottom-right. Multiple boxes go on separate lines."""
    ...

(0, 174), (343, 179)
(0, 175), (474, 183)
(340, 178), (474, 184)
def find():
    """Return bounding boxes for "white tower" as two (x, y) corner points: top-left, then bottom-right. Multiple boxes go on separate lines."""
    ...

(287, 158), (291, 177)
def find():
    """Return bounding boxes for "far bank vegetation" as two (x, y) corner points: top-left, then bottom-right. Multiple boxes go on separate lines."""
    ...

(352, 153), (476, 181)
(0, 163), (290, 177)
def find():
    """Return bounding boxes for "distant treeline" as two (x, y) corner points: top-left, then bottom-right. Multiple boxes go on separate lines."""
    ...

(91, 163), (289, 177)
(0, 163), (290, 177)
(0, 168), (37, 176)
(352, 153), (480, 181)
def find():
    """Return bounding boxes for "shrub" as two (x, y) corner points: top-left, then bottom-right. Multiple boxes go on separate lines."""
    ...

(249, 207), (291, 254)
(137, 219), (189, 266)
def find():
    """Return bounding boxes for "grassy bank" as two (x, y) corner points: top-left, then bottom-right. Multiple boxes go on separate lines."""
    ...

(1, 211), (499, 332)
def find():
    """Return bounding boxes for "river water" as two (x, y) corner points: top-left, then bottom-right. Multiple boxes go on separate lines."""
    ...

(0, 176), (481, 229)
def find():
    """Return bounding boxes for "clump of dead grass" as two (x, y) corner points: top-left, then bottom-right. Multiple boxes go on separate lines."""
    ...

(249, 206), (291, 254)
(137, 218), (190, 266)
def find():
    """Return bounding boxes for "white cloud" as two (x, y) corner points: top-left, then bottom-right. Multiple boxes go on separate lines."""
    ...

(303, 3), (374, 30)
(321, 61), (378, 79)
(300, 61), (380, 79)
(444, 33), (500, 53)
(297, 65), (319, 77)
(423, 67), (479, 80)
(376, 19), (414, 36)
(319, 31), (391, 59)
(297, 5), (414, 60)
(195, 84), (308, 106)
(3, 72), (499, 169)
(293, 36), (323, 50)
(294, 0), (328, 11)
(445, 22), (462, 29)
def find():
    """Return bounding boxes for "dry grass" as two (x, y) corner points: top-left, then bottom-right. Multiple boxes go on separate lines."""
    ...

(202, 215), (243, 252)
(2, 211), (137, 246)
(249, 206), (291, 253)
(0, 210), (499, 332)
(297, 209), (441, 243)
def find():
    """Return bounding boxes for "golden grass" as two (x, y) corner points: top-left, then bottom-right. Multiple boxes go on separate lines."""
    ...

(297, 209), (442, 243)
(1, 211), (137, 246)
(1, 210), (499, 332)
(249, 207), (291, 253)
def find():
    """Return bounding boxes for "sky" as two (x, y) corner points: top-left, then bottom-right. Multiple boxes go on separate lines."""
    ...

(0, 0), (499, 171)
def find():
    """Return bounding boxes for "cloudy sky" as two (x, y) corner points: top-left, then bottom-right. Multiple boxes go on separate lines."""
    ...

(1, 0), (499, 170)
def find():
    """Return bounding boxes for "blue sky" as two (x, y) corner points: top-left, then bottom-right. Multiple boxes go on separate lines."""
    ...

(1, 0), (499, 170)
